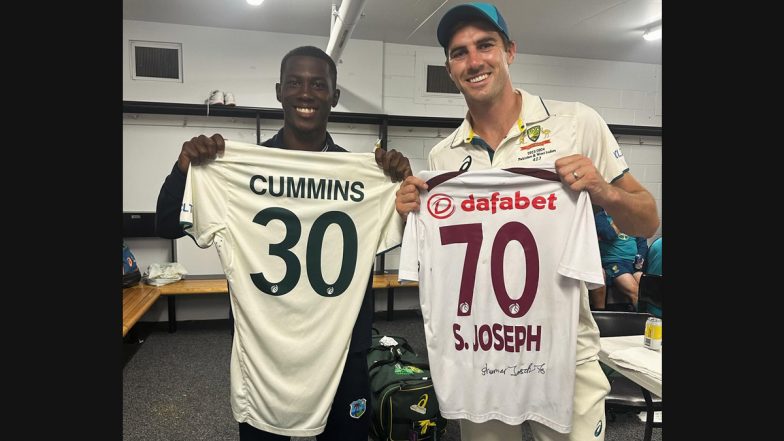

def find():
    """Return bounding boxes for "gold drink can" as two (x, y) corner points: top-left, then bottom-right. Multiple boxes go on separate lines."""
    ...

(644, 317), (662, 350)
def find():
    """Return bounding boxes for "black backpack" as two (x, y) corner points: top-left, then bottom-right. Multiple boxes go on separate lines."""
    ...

(367, 331), (447, 441)
(122, 241), (141, 288)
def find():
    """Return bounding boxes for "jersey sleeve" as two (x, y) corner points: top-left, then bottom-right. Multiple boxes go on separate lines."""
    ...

(398, 212), (420, 282)
(375, 179), (405, 255)
(557, 191), (604, 290)
(179, 163), (228, 249)
(577, 103), (629, 183)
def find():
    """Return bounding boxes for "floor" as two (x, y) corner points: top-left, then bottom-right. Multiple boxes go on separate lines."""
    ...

(123, 313), (661, 441)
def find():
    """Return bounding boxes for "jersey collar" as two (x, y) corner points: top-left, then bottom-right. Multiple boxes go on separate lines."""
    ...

(450, 88), (551, 148)
(263, 128), (340, 152)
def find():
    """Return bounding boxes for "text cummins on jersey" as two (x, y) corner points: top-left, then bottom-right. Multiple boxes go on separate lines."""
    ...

(181, 140), (402, 437)
(399, 166), (603, 433)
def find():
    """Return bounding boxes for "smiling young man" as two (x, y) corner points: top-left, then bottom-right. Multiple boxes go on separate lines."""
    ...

(275, 47), (341, 151)
(155, 46), (411, 441)
(394, 3), (659, 441)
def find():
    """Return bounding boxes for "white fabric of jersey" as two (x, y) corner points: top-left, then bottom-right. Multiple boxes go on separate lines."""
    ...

(427, 88), (629, 366)
(180, 141), (403, 437)
(399, 167), (603, 432)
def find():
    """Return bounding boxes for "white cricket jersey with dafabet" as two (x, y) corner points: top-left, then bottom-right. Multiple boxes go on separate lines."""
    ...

(180, 140), (403, 437)
(428, 88), (629, 366)
(399, 167), (604, 431)
(405, 88), (629, 430)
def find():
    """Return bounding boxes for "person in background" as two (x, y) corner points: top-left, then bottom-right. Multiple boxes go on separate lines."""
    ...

(594, 208), (649, 307)
(644, 236), (662, 276)
(639, 236), (662, 317)
(394, 3), (659, 440)
(155, 45), (412, 441)
(588, 284), (609, 311)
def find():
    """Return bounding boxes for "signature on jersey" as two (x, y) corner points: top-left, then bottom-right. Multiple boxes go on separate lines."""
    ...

(480, 362), (546, 376)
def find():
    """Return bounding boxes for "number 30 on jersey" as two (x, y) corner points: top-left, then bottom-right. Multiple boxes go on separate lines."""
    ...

(250, 207), (358, 297)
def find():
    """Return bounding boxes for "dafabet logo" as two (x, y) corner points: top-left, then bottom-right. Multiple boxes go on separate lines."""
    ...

(427, 193), (455, 219)
(428, 191), (559, 219)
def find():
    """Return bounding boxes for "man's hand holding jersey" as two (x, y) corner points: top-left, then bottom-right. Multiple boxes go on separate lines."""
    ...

(177, 133), (226, 174)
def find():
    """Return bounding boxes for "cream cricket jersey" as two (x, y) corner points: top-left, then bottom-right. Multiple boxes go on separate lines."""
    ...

(180, 141), (403, 437)
(428, 88), (629, 366)
(399, 166), (604, 432)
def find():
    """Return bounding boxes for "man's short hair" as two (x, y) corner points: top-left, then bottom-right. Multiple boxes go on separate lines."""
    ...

(279, 46), (338, 87)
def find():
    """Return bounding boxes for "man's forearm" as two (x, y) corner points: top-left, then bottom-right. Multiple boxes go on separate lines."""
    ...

(155, 162), (187, 239)
(602, 187), (659, 238)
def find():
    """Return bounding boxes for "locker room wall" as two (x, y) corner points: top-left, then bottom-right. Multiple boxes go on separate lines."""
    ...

(123, 20), (661, 321)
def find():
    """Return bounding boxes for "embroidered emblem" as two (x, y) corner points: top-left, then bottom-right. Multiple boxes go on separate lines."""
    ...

(349, 398), (366, 419)
(526, 125), (541, 142)
(417, 419), (437, 434)
(394, 363), (424, 375)
(410, 394), (429, 414)
(410, 405), (426, 415)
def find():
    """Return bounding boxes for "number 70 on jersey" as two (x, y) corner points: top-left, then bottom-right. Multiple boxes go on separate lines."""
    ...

(440, 221), (540, 319)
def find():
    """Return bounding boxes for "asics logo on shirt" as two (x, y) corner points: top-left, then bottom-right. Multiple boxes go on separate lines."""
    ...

(594, 419), (603, 437)
(460, 156), (472, 171)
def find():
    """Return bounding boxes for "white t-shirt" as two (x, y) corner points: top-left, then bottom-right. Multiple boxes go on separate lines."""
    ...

(181, 140), (403, 437)
(399, 166), (603, 432)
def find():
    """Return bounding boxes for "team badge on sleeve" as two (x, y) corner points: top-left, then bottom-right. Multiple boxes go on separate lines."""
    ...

(349, 398), (367, 419)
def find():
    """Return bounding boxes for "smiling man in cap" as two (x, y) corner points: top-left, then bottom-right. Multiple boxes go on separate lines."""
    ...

(395, 3), (659, 441)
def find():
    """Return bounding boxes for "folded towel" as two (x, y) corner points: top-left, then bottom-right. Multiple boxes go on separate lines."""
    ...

(608, 347), (662, 380)
(145, 262), (188, 286)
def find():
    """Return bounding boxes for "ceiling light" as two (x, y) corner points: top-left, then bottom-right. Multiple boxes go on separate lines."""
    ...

(643, 24), (662, 41)
(247, 0), (264, 6)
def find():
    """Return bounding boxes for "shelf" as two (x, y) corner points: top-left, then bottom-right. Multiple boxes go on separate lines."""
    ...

(122, 101), (661, 136)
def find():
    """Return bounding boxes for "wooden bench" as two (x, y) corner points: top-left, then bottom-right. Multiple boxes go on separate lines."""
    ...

(372, 272), (418, 321)
(123, 284), (161, 337)
(157, 278), (230, 332)
(152, 273), (417, 331)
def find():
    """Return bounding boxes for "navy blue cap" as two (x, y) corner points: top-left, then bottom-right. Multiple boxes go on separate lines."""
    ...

(437, 2), (510, 50)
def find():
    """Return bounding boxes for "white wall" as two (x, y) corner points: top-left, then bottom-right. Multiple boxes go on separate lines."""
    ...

(123, 20), (383, 113)
(382, 43), (661, 126)
(124, 20), (661, 124)
(123, 20), (662, 321)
